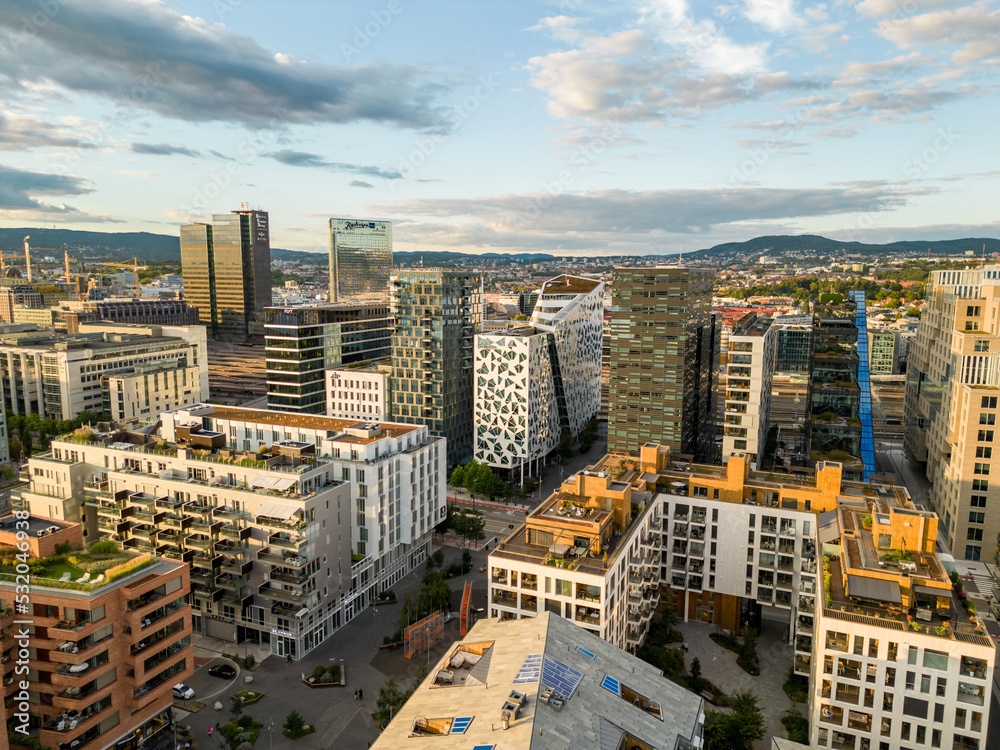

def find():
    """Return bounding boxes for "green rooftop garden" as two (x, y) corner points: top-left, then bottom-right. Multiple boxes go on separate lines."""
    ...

(0, 541), (152, 591)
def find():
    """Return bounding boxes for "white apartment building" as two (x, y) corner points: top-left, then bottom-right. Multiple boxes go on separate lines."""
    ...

(14, 417), (351, 660)
(105, 361), (205, 420)
(0, 322), (207, 420)
(475, 275), (603, 478)
(327, 364), (391, 422)
(724, 313), (776, 468)
(167, 404), (446, 616)
(811, 496), (995, 750)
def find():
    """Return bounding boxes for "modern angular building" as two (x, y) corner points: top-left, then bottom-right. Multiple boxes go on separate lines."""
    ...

(180, 209), (271, 342)
(607, 267), (716, 461)
(475, 276), (604, 479)
(370, 612), (705, 750)
(0, 517), (192, 750)
(328, 218), (392, 302)
(770, 315), (814, 466)
(868, 327), (900, 375)
(390, 269), (482, 466)
(906, 266), (1000, 560)
(263, 303), (392, 413)
(723, 312), (776, 469)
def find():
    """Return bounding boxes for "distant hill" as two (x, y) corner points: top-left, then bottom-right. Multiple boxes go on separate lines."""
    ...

(687, 234), (998, 258)
(1, 227), (994, 264)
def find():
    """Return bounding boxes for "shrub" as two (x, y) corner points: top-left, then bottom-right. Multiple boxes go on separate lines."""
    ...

(238, 715), (254, 729)
(237, 743), (252, 750)
(90, 540), (119, 554)
(243, 653), (255, 670)
(284, 710), (306, 735)
(55, 542), (73, 555)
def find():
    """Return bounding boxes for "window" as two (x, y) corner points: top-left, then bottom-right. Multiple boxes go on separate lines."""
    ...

(907, 646), (918, 665)
(967, 528), (983, 541)
(965, 545), (982, 561)
(981, 395), (996, 408)
(980, 414), (995, 425)
(968, 306), (982, 317)
(969, 512), (985, 524)
(974, 340), (990, 352)
(978, 430), (994, 442)
(976, 446), (992, 458)
(971, 494), (988, 507)
(974, 462), (990, 475)
(973, 479), (989, 492)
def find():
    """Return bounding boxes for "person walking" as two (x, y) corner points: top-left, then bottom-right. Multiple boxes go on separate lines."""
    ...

(358, 687), (364, 700)
(207, 727), (213, 739)
(354, 688), (358, 700)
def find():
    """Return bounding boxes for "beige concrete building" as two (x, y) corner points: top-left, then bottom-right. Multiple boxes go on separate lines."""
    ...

(104, 361), (204, 420)
(723, 313), (776, 468)
(905, 266), (1000, 560)
(326, 364), (392, 422)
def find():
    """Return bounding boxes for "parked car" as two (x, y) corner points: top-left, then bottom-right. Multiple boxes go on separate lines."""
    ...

(208, 664), (237, 679)
(172, 683), (195, 700)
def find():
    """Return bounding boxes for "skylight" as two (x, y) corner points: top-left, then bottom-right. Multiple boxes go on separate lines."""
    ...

(512, 653), (543, 684)
(541, 655), (584, 699)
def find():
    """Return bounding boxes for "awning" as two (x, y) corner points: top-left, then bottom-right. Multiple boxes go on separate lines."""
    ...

(249, 475), (297, 492)
(254, 500), (298, 519)
(848, 574), (902, 604)
(913, 584), (949, 600)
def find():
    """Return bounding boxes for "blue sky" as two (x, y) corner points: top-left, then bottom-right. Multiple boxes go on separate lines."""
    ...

(1, 0), (998, 255)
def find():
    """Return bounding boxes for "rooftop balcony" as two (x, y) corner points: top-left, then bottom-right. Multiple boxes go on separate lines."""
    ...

(258, 583), (306, 603)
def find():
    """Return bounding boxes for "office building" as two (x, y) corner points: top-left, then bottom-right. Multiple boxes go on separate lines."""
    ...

(723, 313), (776, 468)
(0, 286), (42, 322)
(0, 323), (207, 420)
(868, 327), (900, 376)
(811, 495), (994, 750)
(327, 363), (391, 421)
(0, 517), (192, 750)
(206, 340), (266, 400)
(180, 209), (271, 342)
(370, 611), (705, 750)
(771, 315), (814, 466)
(263, 303), (392, 413)
(390, 269), (482, 466)
(475, 276), (604, 478)
(809, 298), (864, 477)
(607, 267), (716, 461)
(63, 298), (201, 334)
(104, 361), (204, 420)
(328, 218), (392, 302)
(906, 266), (1000, 559)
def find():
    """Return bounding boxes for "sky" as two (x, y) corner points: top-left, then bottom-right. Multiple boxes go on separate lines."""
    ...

(1, 0), (998, 256)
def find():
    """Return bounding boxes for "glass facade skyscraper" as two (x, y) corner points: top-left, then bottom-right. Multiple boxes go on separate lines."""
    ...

(180, 209), (270, 342)
(329, 219), (392, 302)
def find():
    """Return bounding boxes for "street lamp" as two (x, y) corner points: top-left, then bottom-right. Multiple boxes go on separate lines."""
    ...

(373, 608), (379, 651)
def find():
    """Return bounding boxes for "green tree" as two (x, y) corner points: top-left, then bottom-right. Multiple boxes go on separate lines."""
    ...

(690, 657), (701, 682)
(905, 307), (921, 318)
(230, 694), (244, 719)
(451, 511), (486, 546)
(283, 709), (305, 735)
(373, 678), (413, 729)
(704, 690), (765, 749)
(449, 464), (466, 488)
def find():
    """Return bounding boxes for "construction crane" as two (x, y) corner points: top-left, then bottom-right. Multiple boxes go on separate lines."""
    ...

(101, 257), (147, 298)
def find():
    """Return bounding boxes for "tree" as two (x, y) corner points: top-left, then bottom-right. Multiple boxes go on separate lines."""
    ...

(704, 690), (765, 749)
(737, 627), (760, 674)
(230, 694), (244, 719)
(461, 548), (472, 574)
(905, 307), (921, 318)
(283, 709), (305, 735)
(373, 678), (413, 728)
(449, 464), (466, 488)
(690, 657), (701, 682)
(450, 511), (486, 546)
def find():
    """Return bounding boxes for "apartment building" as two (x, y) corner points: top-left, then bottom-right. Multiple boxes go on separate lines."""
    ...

(607, 267), (717, 461)
(723, 313), (776, 468)
(390, 269), (482, 466)
(489, 446), (837, 654)
(371, 611), (704, 750)
(905, 266), (1000, 560)
(474, 275), (604, 479)
(192, 405), (445, 615)
(812, 495), (995, 750)
(104, 361), (204, 420)
(13, 408), (354, 659)
(869, 327), (900, 375)
(771, 315), (814, 465)
(0, 517), (192, 750)
(0, 322), (208, 420)
(327, 363), (391, 421)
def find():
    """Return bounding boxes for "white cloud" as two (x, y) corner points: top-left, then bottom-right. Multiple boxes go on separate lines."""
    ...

(744, 0), (802, 32)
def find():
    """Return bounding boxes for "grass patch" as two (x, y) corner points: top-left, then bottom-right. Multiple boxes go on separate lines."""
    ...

(783, 668), (809, 703)
(233, 690), (264, 706)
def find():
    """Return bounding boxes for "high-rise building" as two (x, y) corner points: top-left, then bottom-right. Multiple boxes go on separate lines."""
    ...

(263, 303), (392, 413)
(809, 298), (864, 477)
(390, 269), (482, 466)
(328, 219), (392, 302)
(327, 363), (392, 421)
(607, 267), (716, 460)
(475, 276), (604, 479)
(906, 266), (1000, 560)
(723, 313), (776, 468)
(180, 209), (271, 342)
(770, 315), (814, 466)
(0, 516), (192, 750)
(868, 327), (900, 375)
(370, 612), (705, 750)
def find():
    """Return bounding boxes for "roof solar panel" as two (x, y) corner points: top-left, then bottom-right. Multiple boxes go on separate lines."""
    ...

(541, 655), (584, 699)
(512, 653), (543, 684)
(450, 717), (473, 734)
(601, 674), (620, 695)
(576, 646), (596, 659)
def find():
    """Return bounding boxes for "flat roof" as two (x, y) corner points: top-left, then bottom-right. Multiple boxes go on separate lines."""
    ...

(207, 406), (422, 442)
(371, 612), (703, 750)
(539, 275), (602, 295)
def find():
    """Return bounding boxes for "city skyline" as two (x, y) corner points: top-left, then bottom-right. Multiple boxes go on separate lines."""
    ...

(0, 0), (997, 257)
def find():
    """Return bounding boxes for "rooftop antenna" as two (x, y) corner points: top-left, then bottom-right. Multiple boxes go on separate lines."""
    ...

(23, 236), (32, 283)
